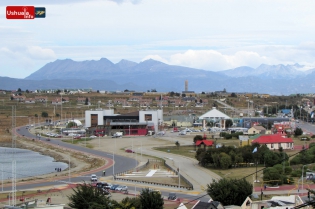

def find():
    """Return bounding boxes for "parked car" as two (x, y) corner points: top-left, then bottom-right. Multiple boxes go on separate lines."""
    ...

(104, 183), (112, 189)
(125, 149), (134, 153)
(168, 192), (177, 200)
(73, 136), (81, 139)
(110, 184), (120, 190)
(96, 182), (107, 188)
(89, 135), (97, 139)
(116, 185), (128, 191)
(46, 138), (51, 141)
(90, 174), (98, 182)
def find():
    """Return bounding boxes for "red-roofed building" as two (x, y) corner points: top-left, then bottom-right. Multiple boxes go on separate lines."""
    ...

(251, 135), (294, 150)
(195, 140), (214, 150)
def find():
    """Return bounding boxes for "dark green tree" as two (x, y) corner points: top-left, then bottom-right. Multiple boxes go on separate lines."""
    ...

(112, 196), (141, 209)
(139, 188), (164, 209)
(175, 141), (180, 149)
(207, 178), (252, 206)
(85, 97), (89, 105)
(68, 182), (112, 209)
(295, 127), (303, 136)
(41, 111), (48, 117)
(263, 167), (282, 185)
(67, 121), (77, 128)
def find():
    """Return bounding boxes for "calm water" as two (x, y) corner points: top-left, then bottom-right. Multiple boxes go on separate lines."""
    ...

(0, 147), (68, 180)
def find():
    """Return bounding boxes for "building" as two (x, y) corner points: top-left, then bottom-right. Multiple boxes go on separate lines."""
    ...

(248, 126), (266, 134)
(198, 107), (231, 129)
(251, 135), (294, 150)
(85, 108), (163, 136)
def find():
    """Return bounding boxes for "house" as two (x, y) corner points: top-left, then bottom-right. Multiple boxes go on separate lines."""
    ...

(24, 98), (35, 104)
(195, 140), (214, 150)
(248, 126), (266, 134)
(51, 98), (62, 105)
(251, 135), (294, 150)
(11, 95), (26, 101)
(77, 97), (90, 105)
(35, 96), (48, 103)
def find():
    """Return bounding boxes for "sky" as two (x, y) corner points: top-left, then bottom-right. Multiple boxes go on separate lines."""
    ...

(1, 0), (315, 78)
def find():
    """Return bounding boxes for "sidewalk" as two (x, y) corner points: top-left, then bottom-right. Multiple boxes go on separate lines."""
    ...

(254, 183), (315, 196)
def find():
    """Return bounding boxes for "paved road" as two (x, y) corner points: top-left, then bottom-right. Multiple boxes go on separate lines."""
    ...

(4, 126), (138, 192)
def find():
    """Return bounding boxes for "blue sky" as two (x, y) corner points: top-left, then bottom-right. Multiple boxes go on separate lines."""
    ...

(1, 0), (315, 78)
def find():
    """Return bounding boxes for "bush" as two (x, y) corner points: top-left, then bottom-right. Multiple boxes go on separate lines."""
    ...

(300, 137), (310, 141)
(224, 134), (232, 139)
(290, 170), (302, 177)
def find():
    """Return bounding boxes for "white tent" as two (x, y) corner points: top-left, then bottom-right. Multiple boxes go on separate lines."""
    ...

(199, 107), (231, 121)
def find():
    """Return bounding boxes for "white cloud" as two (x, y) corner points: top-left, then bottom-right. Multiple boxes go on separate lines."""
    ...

(141, 55), (168, 64)
(166, 50), (270, 71)
(27, 46), (56, 60)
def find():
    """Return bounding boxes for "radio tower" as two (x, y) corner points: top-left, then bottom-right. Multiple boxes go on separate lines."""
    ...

(11, 106), (16, 206)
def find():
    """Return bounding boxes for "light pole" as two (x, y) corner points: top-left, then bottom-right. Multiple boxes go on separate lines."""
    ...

(69, 154), (71, 183)
(107, 151), (115, 180)
(1, 163), (3, 191)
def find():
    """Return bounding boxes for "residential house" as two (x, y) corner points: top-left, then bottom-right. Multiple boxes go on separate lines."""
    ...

(248, 126), (266, 134)
(251, 135), (294, 150)
(24, 98), (35, 104)
(51, 98), (62, 105)
(35, 96), (48, 103)
(77, 97), (90, 105)
(11, 95), (26, 101)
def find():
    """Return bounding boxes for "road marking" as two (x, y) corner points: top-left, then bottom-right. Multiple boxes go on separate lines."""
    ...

(146, 170), (157, 177)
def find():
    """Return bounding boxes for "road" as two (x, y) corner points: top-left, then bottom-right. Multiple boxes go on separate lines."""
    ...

(4, 126), (138, 192)
(8, 126), (215, 203)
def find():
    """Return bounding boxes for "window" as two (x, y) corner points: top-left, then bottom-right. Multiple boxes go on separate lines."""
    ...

(278, 143), (281, 148)
(271, 143), (274, 148)
(145, 114), (152, 121)
(287, 143), (290, 148)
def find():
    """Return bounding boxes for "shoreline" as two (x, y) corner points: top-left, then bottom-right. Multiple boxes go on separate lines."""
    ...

(0, 137), (106, 185)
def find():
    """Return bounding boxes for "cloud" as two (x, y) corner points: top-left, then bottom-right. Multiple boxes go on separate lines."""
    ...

(141, 55), (168, 64)
(165, 50), (270, 71)
(108, 0), (142, 4)
(27, 46), (56, 60)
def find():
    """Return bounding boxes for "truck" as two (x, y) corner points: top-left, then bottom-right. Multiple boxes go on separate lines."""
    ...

(112, 132), (123, 138)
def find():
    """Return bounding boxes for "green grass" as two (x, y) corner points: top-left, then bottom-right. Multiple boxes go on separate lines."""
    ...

(62, 137), (93, 144)
(154, 145), (197, 159)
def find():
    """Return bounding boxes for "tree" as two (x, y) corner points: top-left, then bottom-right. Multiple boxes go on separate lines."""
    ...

(67, 121), (77, 128)
(112, 197), (141, 209)
(263, 167), (282, 185)
(25, 89), (29, 93)
(17, 88), (22, 92)
(68, 182), (112, 209)
(295, 127), (303, 136)
(41, 111), (48, 117)
(231, 92), (237, 97)
(225, 119), (233, 128)
(207, 178), (252, 206)
(139, 188), (164, 209)
(85, 97), (89, 105)
(175, 141), (180, 149)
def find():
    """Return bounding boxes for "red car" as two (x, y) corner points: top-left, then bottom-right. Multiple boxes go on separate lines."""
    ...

(125, 149), (135, 153)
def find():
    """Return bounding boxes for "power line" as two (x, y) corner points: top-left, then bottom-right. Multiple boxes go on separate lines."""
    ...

(174, 146), (312, 208)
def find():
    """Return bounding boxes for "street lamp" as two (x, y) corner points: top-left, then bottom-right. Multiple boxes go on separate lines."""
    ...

(107, 151), (115, 180)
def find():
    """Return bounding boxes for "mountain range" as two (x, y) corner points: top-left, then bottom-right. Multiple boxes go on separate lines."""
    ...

(1, 58), (315, 95)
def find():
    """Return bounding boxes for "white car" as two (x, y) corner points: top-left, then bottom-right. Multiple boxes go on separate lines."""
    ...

(90, 174), (98, 182)
(90, 135), (97, 138)
(115, 185), (128, 191)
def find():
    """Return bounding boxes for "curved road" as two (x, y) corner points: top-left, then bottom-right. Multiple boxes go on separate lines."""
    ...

(1, 126), (137, 192)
